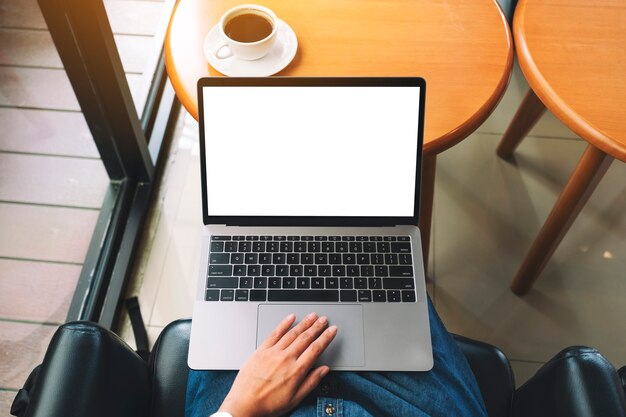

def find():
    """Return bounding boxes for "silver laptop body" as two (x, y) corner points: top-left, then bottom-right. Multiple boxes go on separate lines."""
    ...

(188, 77), (432, 371)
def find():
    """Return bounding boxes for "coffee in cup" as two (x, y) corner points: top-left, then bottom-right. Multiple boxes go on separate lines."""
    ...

(213, 4), (278, 61)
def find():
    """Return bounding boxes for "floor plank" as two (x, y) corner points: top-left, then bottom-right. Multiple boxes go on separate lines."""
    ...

(0, 67), (145, 113)
(0, 203), (99, 264)
(104, 0), (165, 36)
(0, 28), (153, 74)
(0, 153), (108, 208)
(0, 259), (80, 324)
(0, 390), (17, 417)
(0, 321), (56, 390)
(0, 0), (164, 37)
(0, 28), (61, 67)
(0, 108), (98, 158)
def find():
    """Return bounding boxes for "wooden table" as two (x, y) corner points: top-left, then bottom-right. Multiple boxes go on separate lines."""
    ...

(166, 0), (513, 270)
(496, 0), (626, 294)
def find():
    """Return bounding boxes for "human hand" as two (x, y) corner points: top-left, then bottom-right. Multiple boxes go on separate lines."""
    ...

(217, 312), (337, 417)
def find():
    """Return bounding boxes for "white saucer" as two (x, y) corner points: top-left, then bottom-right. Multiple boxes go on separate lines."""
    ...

(204, 19), (298, 77)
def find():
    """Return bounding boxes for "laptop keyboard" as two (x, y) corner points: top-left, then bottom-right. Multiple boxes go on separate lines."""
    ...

(205, 235), (417, 303)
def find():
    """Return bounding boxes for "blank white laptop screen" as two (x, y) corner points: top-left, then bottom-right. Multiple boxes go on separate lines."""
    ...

(202, 86), (420, 217)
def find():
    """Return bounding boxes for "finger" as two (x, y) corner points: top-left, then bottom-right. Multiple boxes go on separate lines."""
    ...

(296, 325), (337, 369)
(287, 316), (329, 357)
(275, 312), (318, 349)
(291, 366), (330, 406)
(259, 313), (296, 349)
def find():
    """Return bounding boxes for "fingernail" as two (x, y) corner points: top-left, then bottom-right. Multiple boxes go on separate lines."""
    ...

(286, 313), (295, 321)
(328, 325), (337, 334)
(318, 316), (328, 325)
(320, 366), (330, 377)
(306, 312), (317, 320)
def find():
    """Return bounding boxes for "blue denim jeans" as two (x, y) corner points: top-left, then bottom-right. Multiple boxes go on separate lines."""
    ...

(186, 298), (487, 417)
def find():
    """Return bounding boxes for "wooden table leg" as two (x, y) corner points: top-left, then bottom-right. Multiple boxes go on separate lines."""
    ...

(511, 145), (613, 295)
(496, 88), (547, 158)
(419, 154), (437, 275)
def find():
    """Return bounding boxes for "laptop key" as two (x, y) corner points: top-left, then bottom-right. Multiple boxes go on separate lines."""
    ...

(283, 277), (296, 288)
(355, 278), (368, 289)
(315, 254), (328, 264)
(326, 277), (338, 289)
(391, 242), (411, 253)
(398, 236), (410, 241)
(349, 242), (362, 253)
(259, 253), (272, 264)
(340, 278), (353, 289)
(301, 254), (314, 264)
(235, 289), (249, 301)
(332, 266), (346, 276)
(342, 254), (356, 264)
(209, 265), (232, 276)
(301, 236), (314, 241)
(205, 289), (220, 301)
(260, 236), (272, 241)
(340, 290), (357, 302)
(233, 235), (245, 241)
(329, 236), (341, 241)
(363, 242), (376, 252)
(207, 277), (238, 289)
(253, 242), (265, 252)
(268, 290), (339, 302)
(294, 242), (307, 252)
(389, 266), (414, 277)
(250, 290), (267, 301)
(384, 236), (397, 241)
(210, 253), (229, 264)
(245, 253), (258, 264)
(347, 266), (359, 277)
(371, 254), (384, 265)
(399, 254), (413, 265)
(273, 253), (286, 264)
(287, 254), (300, 264)
(231, 253), (244, 264)
(220, 289), (234, 301)
(377, 242), (390, 253)
(297, 278), (310, 289)
(239, 277), (253, 288)
(266, 242), (279, 252)
(274, 236), (286, 241)
(233, 265), (247, 276)
(225, 242), (238, 252)
(308, 242), (320, 252)
(287, 236), (300, 241)
(290, 265), (303, 276)
(280, 242), (293, 252)
(247, 265), (260, 276)
(268, 277), (281, 288)
(311, 277), (324, 288)
(361, 266), (374, 276)
(368, 277), (382, 289)
(239, 242), (251, 252)
(318, 265), (331, 276)
(211, 236), (230, 241)
(246, 236), (259, 241)
(262, 265), (275, 276)
(254, 278), (267, 288)
(342, 236), (355, 241)
(356, 236), (368, 241)
(357, 254), (369, 264)
(385, 254), (398, 265)
(336, 242), (349, 252)
(383, 278), (415, 289)
(402, 290), (417, 302)
(276, 265), (289, 276)
(358, 290), (372, 302)
(388, 290), (401, 302)
(304, 265), (317, 276)
(329, 254), (342, 264)
(210, 242), (224, 252)
(322, 242), (334, 252)
(375, 266), (389, 277)
(373, 290), (386, 302)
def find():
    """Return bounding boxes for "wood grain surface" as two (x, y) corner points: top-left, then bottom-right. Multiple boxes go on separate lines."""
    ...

(165, 0), (513, 155)
(514, 0), (626, 161)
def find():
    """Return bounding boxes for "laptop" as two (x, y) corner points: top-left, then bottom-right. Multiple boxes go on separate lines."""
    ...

(188, 77), (432, 371)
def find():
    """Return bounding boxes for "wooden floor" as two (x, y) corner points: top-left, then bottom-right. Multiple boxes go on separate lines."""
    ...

(0, 0), (171, 412)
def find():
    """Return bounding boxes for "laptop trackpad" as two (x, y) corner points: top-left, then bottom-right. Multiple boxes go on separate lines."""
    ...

(257, 304), (365, 367)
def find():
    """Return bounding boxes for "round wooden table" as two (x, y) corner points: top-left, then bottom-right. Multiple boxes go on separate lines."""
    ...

(166, 0), (513, 270)
(496, 0), (626, 294)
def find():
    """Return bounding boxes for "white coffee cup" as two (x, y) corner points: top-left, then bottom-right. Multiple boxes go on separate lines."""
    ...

(213, 4), (279, 61)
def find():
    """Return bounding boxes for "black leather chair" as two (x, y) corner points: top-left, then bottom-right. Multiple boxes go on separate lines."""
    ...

(12, 320), (626, 417)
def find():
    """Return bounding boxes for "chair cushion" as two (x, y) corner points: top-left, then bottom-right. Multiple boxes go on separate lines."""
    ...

(149, 319), (192, 417)
(150, 320), (514, 417)
(512, 346), (626, 417)
(453, 334), (514, 417)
